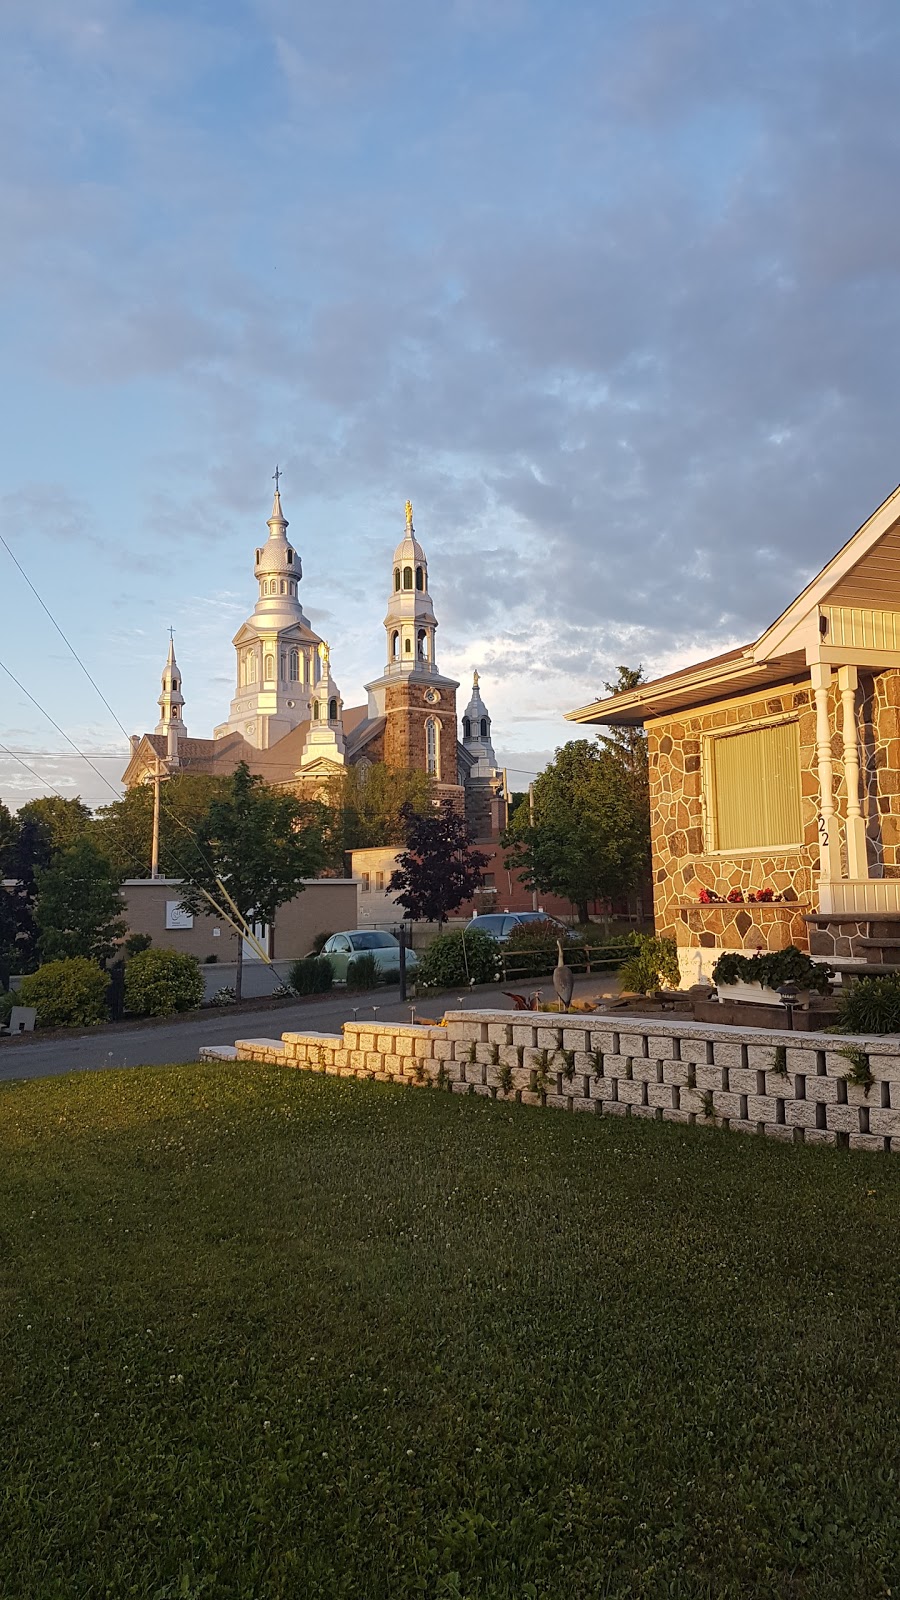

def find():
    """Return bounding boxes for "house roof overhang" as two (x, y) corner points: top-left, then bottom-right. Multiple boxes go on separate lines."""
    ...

(569, 476), (900, 729)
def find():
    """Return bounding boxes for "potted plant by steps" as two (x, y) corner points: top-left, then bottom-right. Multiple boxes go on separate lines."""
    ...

(711, 946), (832, 1006)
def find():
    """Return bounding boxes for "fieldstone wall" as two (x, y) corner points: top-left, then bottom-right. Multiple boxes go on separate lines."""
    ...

(648, 681), (819, 953)
(225, 1008), (900, 1156)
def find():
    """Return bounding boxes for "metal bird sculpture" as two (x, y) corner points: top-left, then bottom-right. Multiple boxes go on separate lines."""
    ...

(553, 941), (574, 1013)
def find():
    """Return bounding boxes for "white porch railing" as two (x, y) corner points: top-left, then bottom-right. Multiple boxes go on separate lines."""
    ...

(818, 879), (900, 916)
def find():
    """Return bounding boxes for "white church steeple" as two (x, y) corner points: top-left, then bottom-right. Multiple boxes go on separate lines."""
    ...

(383, 500), (439, 674)
(299, 642), (346, 770)
(156, 631), (186, 754)
(215, 471), (325, 749)
(462, 671), (498, 776)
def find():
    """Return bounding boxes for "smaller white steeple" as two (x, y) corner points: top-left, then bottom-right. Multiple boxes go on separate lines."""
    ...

(299, 642), (346, 769)
(461, 670), (497, 775)
(155, 631), (186, 754)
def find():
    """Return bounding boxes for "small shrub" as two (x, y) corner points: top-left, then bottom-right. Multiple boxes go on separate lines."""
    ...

(559, 1048), (577, 1082)
(18, 958), (109, 1028)
(488, 1042), (500, 1066)
(771, 1045), (788, 1076)
(467, 1040), (478, 1063)
(347, 952), (380, 990)
(0, 990), (15, 1027)
(530, 1049), (552, 1095)
(435, 1062), (450, 1090)
(711, 945), (832, 994)
(310, 931), (332, 956)
(496, 1060), (514, 1096)
(204, 953), (219, 964)
(839, 1045), (874, 1095)
(619, 936), (680, 994)
(838, 973), (900, 1035)
(288, 956), (334, 995)
(503, 922), (578, 978)
(124, 932), (152, 957)
(210, 986), (237, 1006)
(700, 1090), (715, 1119)
(416, 929), (500, 989)
(590, 1048), (604, 1079)
(124, 948), (204, 1017)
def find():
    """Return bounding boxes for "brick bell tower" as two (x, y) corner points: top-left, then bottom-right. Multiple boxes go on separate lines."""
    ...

(364, 501), (462, 793)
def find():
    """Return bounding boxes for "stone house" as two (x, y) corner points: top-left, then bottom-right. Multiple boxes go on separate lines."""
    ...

(568, 479), (900, 984)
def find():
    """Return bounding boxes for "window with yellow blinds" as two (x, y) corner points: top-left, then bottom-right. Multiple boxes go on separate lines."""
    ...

(708, 720), (802, 852)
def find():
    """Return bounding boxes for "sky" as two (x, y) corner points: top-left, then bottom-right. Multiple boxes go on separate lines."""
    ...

(2, 0), (900, 809)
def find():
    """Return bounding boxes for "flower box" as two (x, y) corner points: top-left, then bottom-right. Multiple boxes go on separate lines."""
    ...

(716, 980), (785, 1006)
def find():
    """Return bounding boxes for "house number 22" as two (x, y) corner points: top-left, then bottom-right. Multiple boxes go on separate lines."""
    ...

(817, 812), (829, 848)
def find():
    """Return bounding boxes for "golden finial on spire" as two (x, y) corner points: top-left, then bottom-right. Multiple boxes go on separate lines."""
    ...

(405, 499), (414, 533)
(473, 670), (479, 687)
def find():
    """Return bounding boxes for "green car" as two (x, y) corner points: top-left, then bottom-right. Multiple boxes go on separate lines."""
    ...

(319, 930), (418, 983)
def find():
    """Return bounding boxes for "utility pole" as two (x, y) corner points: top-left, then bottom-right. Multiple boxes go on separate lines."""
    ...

(151, 758), (162, 880)
(529, 782), (538, 912)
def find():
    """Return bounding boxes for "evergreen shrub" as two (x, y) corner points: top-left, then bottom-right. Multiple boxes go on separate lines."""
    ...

(0, 990), (14, 1027)
(124, 948), (204, 1017)
(288, 956), (334, 995)
(838, 973), (900, 1035)
(417, 928), (501, 989)
(19, 958), (109, 1027)
(618, 935), (681, 994)
(347, 952), (380, 990)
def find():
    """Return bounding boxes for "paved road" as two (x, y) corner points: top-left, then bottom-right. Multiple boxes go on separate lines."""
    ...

(0, 974), (618, 1084)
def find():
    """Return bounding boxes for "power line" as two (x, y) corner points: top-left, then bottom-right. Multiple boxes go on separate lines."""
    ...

(0, 656), (124, 802)
(0, 738), (71, 801)
(0, 529), (133, 742)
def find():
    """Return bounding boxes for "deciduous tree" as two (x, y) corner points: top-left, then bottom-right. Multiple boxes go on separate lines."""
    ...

(177, 763), (328, 998)
(503, 740), (648, 924)
(389, 799), (488, 927)
(35, 838), (127, 965)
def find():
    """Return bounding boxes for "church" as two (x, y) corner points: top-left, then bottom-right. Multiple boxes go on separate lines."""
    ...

(123, 484), (505, 840)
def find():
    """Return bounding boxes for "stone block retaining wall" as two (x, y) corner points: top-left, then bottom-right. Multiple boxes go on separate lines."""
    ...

(229, 1010), (900, 1155)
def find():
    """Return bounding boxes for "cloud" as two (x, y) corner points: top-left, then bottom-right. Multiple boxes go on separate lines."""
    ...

(4, 0), (900, 804)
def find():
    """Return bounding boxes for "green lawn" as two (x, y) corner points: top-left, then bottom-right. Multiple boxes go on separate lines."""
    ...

(2, 1067), (900, 1599)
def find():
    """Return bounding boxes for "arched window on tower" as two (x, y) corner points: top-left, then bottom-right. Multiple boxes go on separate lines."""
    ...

(289, 649), (299, 681)
(280, 651), (287, 679)
(426, 718), (439, 778)
(480, 717), (488, 737)
(404, 637), (412, 654)
(403, 566), (413, 589)
(462, 716), (471, 738)
(417, 629), (427, 660)
(329, 698), (338, 721)
(415, 566), (424, 591)
(394, 567), (401, 592)
(171, 705), (178, 719)
(391, 631), (399, 661)
(264, 653), (275, 681)
(312, 699), (320, 720)
(280, 580), (286, 594)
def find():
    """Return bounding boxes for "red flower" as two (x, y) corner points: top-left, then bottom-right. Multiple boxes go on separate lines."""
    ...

(726, 888), (744, 903)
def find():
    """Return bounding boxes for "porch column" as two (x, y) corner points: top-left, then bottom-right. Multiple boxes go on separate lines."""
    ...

(838, 664), (868, 881)
(811, 661), (842, 881)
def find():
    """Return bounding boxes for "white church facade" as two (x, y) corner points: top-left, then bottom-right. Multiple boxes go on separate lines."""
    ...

(123, 486), (504, 838)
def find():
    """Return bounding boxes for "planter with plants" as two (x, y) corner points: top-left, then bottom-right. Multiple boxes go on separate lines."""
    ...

(711, 945), (832, 1005)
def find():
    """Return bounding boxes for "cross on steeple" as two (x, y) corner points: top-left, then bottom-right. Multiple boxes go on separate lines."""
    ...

(273, 465), (282, 492)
